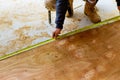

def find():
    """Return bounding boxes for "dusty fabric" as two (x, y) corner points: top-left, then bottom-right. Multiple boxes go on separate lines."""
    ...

(45, 0), (56, 11)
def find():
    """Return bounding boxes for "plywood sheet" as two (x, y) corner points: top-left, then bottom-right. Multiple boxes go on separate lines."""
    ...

(0, 20), (120, 80)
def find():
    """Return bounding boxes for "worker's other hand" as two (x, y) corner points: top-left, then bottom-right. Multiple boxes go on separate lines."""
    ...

(52, 28), (62, 39)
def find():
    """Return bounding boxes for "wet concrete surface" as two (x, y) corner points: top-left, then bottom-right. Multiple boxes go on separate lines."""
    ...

(0, 0), (119, 56)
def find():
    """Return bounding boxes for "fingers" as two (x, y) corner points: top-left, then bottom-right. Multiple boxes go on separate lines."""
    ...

(52, 32), (55, 38)
(52, 28), (62, 39)
(52, 31), (59, 39)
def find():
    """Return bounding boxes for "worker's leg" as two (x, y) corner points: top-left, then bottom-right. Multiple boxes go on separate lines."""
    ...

(66, 0), (74, 17)
(45, 0), (56, 11)
(84, 0), (101, 23)
(116, 0), (120, 11)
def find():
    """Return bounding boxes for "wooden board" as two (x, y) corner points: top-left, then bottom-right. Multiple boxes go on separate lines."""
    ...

(0, 20), (120, 80)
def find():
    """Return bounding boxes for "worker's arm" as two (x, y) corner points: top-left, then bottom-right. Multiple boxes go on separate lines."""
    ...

(116, 0), (120, 11)
(52, 0), (68, 39)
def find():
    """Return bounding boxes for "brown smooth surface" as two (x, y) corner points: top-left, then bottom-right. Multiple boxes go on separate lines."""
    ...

(0, 21), (120, 80)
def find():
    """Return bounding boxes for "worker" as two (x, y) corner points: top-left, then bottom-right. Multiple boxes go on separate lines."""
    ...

(46, 0), (120, 38)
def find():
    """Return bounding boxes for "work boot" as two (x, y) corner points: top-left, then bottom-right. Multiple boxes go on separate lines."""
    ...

(84, 0), (101, 23)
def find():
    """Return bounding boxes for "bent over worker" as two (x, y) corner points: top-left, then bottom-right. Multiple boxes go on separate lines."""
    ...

(45, 0), (120, 38)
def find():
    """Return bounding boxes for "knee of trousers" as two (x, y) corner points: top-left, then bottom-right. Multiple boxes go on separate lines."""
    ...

(44, 0), (56, 11)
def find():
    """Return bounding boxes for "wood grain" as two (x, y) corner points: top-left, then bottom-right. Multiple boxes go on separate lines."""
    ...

(0, 21), (120, 80)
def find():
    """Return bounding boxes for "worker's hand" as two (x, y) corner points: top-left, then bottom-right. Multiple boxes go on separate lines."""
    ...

(52, 28), (62, 39)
